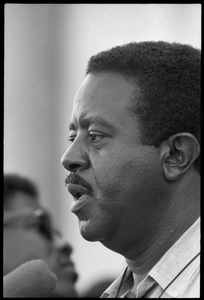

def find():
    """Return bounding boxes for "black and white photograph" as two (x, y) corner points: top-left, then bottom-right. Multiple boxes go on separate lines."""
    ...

(4, 4), (201, 298)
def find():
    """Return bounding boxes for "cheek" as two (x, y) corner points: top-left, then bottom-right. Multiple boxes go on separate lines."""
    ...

(95, 147), (163, 209)
(95, 153), (129, 196)
(93, 155), (135, 213)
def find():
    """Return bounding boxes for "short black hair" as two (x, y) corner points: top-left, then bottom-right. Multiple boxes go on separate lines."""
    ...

(86, 41), (200, 172)
(4, 173), (38, 209)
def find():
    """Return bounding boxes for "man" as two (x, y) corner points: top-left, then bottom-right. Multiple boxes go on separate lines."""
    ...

(61, 41), (200, 298)
(3, 173), (79, 298)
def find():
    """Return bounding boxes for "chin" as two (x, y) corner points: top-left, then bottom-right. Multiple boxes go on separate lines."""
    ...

(80, 229), (98, 242)
(79, 220), (102, 242)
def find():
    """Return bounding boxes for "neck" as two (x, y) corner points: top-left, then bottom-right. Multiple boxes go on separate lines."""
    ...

(125, 171), (200, 275)
(126, 214), (199, 276)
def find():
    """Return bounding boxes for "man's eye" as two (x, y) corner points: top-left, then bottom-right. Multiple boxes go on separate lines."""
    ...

(89, 132), (104, 143)
(68, 132), (105, 144)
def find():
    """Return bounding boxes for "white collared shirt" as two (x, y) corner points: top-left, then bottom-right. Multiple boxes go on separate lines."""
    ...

(101, 217), (200, 298)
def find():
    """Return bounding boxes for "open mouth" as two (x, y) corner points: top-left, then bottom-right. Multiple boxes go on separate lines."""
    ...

(67, 184), (92, 200)
(75, 192), (82, 199)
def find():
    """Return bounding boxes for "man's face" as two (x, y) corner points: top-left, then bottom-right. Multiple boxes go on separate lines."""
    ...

(61, 73), (167, 257)
(3, 192), (78, 298)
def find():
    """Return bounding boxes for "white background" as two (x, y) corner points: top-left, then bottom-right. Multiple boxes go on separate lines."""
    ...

(4, 4), (201, 296)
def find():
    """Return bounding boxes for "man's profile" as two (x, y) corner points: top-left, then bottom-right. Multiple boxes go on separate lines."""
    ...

(61, 41), (200, 298)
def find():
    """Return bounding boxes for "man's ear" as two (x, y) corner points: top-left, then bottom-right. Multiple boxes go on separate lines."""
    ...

(160, 133), (200, 181)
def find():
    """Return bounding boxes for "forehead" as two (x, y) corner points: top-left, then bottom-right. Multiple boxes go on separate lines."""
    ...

(71, 73), (137, 127)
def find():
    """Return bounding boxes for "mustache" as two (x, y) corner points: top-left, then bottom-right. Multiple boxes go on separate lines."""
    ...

(65, 173), (93, 192)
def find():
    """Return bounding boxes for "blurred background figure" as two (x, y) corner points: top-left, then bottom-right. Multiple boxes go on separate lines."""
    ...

(3, 173), (79, 298)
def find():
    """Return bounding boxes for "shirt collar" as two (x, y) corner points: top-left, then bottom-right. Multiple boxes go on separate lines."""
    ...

(101, 268), (131, 298)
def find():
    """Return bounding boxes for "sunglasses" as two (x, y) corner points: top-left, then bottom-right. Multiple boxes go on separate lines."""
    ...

(4, 208), (54, 240)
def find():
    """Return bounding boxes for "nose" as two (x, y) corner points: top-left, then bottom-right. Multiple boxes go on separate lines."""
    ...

(54, 233), (73, 256)
(61, 140), (90, 172)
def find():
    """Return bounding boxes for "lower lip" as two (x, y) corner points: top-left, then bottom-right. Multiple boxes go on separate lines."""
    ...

(71, 195), (92, 213)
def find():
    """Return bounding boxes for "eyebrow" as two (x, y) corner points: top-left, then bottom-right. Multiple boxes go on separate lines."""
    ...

(69, 115), (116, 132)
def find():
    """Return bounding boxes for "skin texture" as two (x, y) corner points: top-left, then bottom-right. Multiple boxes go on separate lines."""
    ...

(3, 192), (78, 298)
(61, 72), (200, 275)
